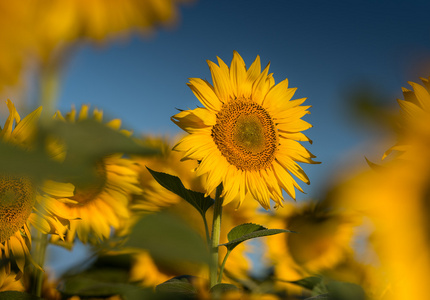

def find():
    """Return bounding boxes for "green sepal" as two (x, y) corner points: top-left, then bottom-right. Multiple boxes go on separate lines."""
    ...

(147, 167), (214, 217)
(220, 223), (294, 251)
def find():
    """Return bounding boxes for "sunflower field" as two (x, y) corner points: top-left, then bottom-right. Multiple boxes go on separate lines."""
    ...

(1, 1), (430, 300)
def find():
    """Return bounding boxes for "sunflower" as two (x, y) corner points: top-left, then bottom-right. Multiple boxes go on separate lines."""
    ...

(383, 77), (430, 160)
(0, 100), (73, 282)
(31, 0), (190, 59)
(172, 51), (319, 209)
(0, 269), (24, 292)
(264, 201), (355, 288)
(49, 105), (141, 245)
(129, 136), (257, 286)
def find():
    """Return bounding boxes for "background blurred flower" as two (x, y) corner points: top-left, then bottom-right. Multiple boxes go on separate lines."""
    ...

(172, 51), (319, 210)
(0, 100), (73, 282)
(50, 105), (141, 245)
(263, 200), (357, 295)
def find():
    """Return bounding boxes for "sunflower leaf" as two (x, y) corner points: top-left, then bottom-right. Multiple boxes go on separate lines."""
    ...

(210, 283), (241, 297)
(155, 276), (198, 296)
(147, 167), (214, 216)
(288, 276), (323, 291)
(220, 223), (294, 251)
(0, 291), (43, 299)
(124, 211), (210, 265)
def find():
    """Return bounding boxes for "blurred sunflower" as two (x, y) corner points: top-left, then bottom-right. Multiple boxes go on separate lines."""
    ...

(128, 136), (258, 286)
(0, 0), (191, 91)
(172, 51), (319, 209)
(265, 201), (356, 289)
(30, 0), (191, 61)
(383, 76), (430, 160)
(331, 76), (430, 300)
(0, 269), (24, 292)
(50, 105), (141, 244)
(0, 100), (73, 281)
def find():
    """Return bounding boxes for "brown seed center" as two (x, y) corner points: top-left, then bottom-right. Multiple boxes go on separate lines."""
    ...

(0, 175), (35, 243)
(69, 161), (107, 206)
(211, 99), (278, 171)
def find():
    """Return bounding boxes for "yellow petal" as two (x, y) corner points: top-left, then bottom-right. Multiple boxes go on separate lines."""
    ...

(207, 59), (233, 103)
(187, 78), (222, 112)
(408, 81), (430, 111)
(230, 51), (247, 98)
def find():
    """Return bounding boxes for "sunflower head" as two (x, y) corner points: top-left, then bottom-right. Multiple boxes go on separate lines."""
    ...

(172, 51), (319, 209)
(50, 105), (141, 244)
(0, 176), (35, 245)
(0, 100), (74, 280)
(383, 77), (430, 160)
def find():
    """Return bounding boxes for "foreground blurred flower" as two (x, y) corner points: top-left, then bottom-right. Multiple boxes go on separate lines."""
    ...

(331, 76), (430, 300)
(172, 51), (319, 209)
(0, 100), (73, 281)
(383, 76), (430, 160)
(32, 0), (191, 60)
(0, 0), (191, 91)
(50, 105), (141, 245)
(129, 136), (256, 286)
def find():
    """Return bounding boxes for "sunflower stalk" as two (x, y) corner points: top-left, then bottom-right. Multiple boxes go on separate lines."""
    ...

(209, 184), (224, 288)
(218, 249), (232, 283)
(30, 231), (48, 297)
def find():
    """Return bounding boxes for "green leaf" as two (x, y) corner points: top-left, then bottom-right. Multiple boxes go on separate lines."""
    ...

(0, 119), (159, 186)
(0, 291), (43, 300)
(147, 167), (214, 217)
(60, 276), (149, 300)
(156, 276), (198, 296)
(45, 119), (157, 159)
(289, 276), (323, 291)
(305, 294), (330, 300)
(220, 223), (294, 251)
(124, 211), (210, 265)
(326, 281), (366, 300)
(0, 142), (68, 180)
(210, 283), (240, 297)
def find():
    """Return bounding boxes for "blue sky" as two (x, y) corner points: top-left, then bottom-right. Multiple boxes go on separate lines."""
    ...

(55, 0), (430, 200)
(45, 0), (430, 277)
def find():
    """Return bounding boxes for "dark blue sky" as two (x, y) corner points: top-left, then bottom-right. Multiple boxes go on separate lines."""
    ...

(56, 0), (430, 199)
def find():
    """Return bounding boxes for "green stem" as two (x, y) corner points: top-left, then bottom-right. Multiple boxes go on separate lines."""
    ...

(202, 215), (211, 248)
(30, 231), (48, 297)
(39, 63), (60, 121)
(217, 249), (231, 283)
(209, 184), (223, 288)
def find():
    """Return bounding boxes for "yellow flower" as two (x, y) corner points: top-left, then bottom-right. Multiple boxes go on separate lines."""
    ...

(333, 153), (430, 300)
(264, 201), (356, 293)
(29, 0), (191, 61)
(0, 269), (24, 292)
(0, 100), (73, 282)
(50, 105), (141, 244)
(0, 0), (190, 90)
(129, 136), (258, 286)
(172, 51), (319, 209)
(383, 77), (430, 160)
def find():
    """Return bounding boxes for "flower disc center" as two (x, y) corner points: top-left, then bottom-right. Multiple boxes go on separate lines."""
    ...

(0, 175), (35, 243)
(70, 161), (107, 206)
(212, 99), (278, 171)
